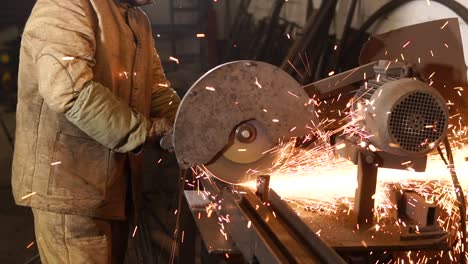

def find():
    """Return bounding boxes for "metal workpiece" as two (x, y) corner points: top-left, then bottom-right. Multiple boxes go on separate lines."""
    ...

(173, 60), (315, 184)
(218, 186), (343, 264)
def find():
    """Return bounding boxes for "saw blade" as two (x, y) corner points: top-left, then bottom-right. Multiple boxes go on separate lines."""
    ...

(173, 60), (315, 184)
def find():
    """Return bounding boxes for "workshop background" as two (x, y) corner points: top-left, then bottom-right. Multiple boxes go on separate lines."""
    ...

(0, 0), (467, 263)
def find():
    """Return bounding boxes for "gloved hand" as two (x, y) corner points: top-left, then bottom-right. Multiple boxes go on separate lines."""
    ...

(131, 118), (173, 154)
(148, 118), (173, 139)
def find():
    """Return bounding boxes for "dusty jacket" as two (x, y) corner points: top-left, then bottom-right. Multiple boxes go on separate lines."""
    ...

(12, 0), (180, 219)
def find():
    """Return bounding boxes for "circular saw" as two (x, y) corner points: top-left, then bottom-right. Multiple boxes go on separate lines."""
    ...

(172, 61), (315, 184)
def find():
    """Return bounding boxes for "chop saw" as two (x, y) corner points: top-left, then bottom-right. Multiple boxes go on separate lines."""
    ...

(165, 19), (468, 264)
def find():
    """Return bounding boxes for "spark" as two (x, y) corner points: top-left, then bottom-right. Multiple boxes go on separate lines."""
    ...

(51, 161), (61, 166)
(26, 241), (35, 249)
(328, 71), (335, 76)
(441, 21), (449, 29)
(402, 41), (411, 48)
(158, 83), (169, 87)
(196, 33), (205, 38)
(288, 91), (300, 98)
(385, 61), (392, 71)
(255, 77), (262, 89)
(21, 192), (37, 200)
(205, 86), (216, 91)
(335, 143), (346, 150)
(272, 119), (280, 123)
(132, 226), (138, 237)
(61, 56), (75, 61)
(430, 50), (435, 57)
(238, 149), (247, 152)
(169, 56), (180, 64)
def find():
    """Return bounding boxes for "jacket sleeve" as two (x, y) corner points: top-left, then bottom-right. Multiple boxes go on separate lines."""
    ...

(150, 47), (181, 123)
(28, 0), (148, 153)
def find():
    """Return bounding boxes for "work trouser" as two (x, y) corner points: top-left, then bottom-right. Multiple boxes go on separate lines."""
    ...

(32, 208), (129, 264)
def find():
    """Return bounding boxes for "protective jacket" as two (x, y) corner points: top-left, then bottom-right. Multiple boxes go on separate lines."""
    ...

(12, 0), (180, 219)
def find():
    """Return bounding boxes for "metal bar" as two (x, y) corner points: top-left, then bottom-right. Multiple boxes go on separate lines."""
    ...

(269, 190), (347, 264)
(220, 189), (287, 264)
(240, 189), (322, 263)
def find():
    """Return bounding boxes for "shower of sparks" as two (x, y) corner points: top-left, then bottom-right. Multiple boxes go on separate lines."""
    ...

(190, 96), (468, 262)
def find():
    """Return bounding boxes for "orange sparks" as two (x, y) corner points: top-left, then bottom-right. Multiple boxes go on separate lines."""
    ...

(21, 192), (37, 200)
(441, 21), (449, 29)
(402, 41), (411, 48)
(169, 56), (180, 64)
(26, 241), (35, 249)
(255, 77), (262, 89)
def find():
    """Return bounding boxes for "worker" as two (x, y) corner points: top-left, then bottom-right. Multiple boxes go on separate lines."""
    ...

(11, 0), (181, 263)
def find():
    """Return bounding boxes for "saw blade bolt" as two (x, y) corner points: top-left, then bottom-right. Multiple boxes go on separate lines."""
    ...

(236, 123), (257, 144)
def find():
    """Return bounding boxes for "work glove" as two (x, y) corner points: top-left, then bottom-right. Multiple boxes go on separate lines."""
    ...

(131, 118), (173, 154)
(148, 117), (173, 139)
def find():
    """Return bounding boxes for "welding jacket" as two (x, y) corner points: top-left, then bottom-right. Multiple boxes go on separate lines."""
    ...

(12, 0), (180, 220)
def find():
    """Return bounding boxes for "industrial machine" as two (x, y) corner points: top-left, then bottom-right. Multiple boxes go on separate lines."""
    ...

(166, 19), (467, 263)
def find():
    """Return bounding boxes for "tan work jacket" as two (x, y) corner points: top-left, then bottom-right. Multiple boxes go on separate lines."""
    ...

(12, 0), (180, 220)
